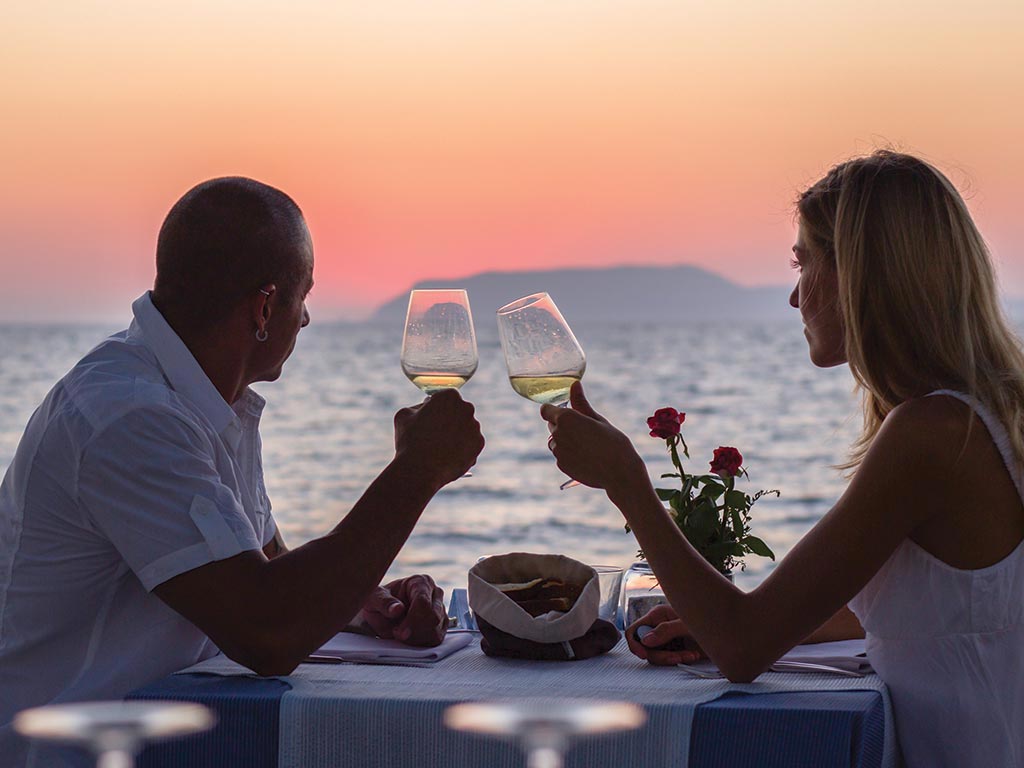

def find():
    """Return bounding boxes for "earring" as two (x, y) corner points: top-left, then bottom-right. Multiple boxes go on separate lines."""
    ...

(256, 329), (269, 342)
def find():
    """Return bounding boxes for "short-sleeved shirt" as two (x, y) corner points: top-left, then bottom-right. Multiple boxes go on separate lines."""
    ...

(0, 293), (277, 764)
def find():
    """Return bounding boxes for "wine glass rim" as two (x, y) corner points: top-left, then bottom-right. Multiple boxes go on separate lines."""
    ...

(409, 288), (469, 295)
(496, 292), (550, 315)
(13, 700), (216, 742)
(444, 699), (646, 735)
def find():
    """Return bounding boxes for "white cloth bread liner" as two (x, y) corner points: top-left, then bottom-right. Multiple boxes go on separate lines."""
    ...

(468, 553), (600, 644)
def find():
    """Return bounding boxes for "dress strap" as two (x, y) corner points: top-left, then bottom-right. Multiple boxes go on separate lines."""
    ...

(927, 389), (1024, 503)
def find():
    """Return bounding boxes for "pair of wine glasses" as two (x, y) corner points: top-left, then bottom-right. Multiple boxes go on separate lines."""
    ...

(400, 290), (585, 489)
(14, 698), (644, 768)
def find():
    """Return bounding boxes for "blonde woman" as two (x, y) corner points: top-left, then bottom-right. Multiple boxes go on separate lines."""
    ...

(541, 151), (1024, 767)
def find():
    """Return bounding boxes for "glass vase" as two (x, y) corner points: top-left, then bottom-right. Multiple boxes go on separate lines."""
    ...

(619, 562), (667, 628)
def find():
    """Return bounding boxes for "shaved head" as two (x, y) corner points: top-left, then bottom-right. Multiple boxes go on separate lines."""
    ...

(154, 177), (310, 329)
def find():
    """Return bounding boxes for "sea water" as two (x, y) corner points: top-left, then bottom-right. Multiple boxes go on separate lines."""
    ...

(0, 319), (859, 596)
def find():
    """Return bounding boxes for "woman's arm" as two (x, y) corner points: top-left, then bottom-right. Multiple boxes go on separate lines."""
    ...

(543, 384), (958, 682)
(803, 606), (864, 644)
(625, 603), (863, 668)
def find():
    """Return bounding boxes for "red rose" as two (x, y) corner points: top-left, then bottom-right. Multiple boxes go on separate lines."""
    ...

(710, 446), (743, 477)
(647, 407), (685, 439)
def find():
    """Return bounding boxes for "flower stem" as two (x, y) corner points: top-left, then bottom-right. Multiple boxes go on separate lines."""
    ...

(721, 474), (733, 537)
(668, 438), (685, 478)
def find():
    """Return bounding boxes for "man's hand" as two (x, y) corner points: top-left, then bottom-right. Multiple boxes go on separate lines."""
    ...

(353, 575), (447, 647)
(394, 389), (485, 489)
(625, 604), (704, 666)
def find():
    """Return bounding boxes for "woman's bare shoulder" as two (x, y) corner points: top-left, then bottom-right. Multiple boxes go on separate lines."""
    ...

(874, 393), (974, 463)
(884, 395), (1024, 566)
(890, 391), (972, 420)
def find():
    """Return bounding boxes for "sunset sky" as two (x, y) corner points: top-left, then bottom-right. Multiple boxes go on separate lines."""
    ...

(2, 1), (1022, 321)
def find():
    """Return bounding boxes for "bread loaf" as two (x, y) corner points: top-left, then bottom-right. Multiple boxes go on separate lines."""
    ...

(496, 577), (583, 617)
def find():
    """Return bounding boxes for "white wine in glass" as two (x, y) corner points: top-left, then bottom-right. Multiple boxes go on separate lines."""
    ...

(401, 289), (478, 478)
(401, 289), (478, 395)
(496, 292), (586, 488)
(508, 374), (583, 405)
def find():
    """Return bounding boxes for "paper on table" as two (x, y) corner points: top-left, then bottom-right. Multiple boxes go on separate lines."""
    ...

(781, 639), (871, 671)
(679, 639), (871, 678)
(310, 631), (473, 664)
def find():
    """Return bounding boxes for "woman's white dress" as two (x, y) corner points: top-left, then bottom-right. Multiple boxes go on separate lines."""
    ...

(849, 390), (1024, 767)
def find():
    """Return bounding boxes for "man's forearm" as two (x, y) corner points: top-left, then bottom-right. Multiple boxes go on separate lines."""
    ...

(155, 390), (482, 676)
(253, 457), (440, 666)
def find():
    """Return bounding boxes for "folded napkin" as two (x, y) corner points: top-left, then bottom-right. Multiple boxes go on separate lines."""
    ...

(309, 631), (473, 665)
(679, 639), (871, 678)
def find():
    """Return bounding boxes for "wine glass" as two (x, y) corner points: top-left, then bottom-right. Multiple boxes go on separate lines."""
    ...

(496, 292), (586, 489)
(13, 700), (215, 768)
(445, 699), (646, 768)
(401, 289), (478, 394)
(401, 289), (478, 477)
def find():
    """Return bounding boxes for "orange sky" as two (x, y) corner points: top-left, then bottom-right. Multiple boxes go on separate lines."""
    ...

(1, 1), (1022, 321)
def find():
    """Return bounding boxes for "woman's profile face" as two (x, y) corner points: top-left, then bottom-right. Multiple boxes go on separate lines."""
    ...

(789, 223), (847, 368)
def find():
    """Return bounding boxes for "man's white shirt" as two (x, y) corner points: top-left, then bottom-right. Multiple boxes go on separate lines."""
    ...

(0, 293), (277, 764)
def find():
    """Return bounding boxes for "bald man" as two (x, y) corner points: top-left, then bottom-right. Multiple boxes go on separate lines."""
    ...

(0, 178), (484, 764)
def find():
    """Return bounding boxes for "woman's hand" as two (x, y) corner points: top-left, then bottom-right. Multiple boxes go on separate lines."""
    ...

(539, 382), (647, 491)
(626, 604), (705, 666)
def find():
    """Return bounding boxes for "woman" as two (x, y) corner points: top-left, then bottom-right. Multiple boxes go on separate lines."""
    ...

(541, 151), (1024, 767)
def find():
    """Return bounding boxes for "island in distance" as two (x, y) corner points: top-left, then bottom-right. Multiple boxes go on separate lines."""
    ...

(370, 264), (795, 327)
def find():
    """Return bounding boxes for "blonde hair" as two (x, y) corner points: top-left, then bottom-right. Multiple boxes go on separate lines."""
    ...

(798, 150), (1024, 469)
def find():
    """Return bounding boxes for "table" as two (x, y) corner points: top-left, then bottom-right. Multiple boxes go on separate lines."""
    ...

(128, 639), (893, 768)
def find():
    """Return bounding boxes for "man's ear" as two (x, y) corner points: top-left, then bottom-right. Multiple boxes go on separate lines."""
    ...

(254, 285), (277, 334)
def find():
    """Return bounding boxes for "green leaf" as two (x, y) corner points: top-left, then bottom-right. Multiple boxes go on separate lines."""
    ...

(688, 499), (718, 536)
(730, 509), (744, 534)
(704, 542), (744, 560)
(725, 489), (747, 509)
(744, 535), (775, 560)
(701, 483), (725, 501)
(655, 488), (677, 502)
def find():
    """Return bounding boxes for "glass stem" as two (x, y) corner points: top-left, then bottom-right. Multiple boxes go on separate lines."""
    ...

(527, 747), (564, 768)
(557, 402), (579, 490)
(97, 750), (135, 768)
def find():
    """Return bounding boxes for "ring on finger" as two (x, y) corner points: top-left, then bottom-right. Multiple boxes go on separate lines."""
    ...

(547, 435), (556, 451)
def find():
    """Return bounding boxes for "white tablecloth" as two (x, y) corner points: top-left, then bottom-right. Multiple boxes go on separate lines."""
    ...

(181, 637), (896, 768)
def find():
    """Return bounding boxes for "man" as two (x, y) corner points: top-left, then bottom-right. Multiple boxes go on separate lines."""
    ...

(0, 178), (484, 763)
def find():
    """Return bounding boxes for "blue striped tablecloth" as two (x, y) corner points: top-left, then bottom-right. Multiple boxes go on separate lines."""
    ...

(130, 637), (895, 768)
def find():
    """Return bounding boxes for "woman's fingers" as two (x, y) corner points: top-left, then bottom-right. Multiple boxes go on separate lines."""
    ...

(539, 403), (563, 425)
(625, 608), (705, 666)
(640, 619), (687, 647)
(568, 381), (605, 422)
